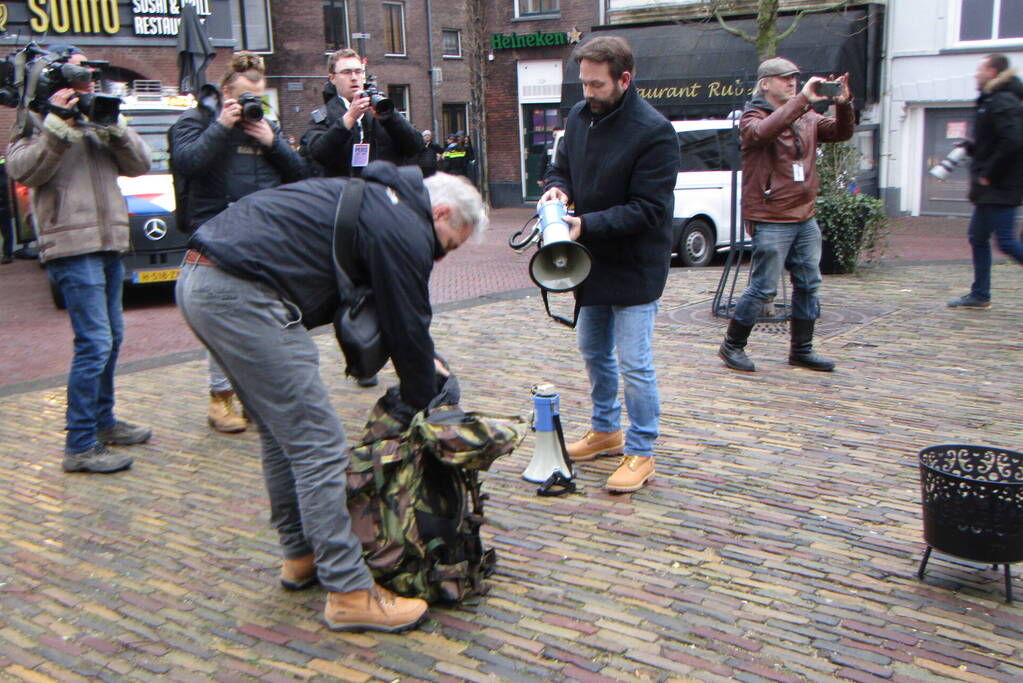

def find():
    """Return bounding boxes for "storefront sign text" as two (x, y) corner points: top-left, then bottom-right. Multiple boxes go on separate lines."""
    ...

(27, 0), (122, 34)
(133, 0), (211, 36)
(491, 29), (581, 51)
(635, 78), (754, 101)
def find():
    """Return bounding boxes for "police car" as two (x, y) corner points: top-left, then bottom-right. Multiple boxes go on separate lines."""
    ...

(10, 83), (193, 307)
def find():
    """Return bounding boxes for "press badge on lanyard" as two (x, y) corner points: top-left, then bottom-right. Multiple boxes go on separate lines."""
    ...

(352, 143), (370, 167)
(792, 163), (805, 182)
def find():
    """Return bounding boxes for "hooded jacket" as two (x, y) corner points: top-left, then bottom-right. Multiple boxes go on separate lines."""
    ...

(739, 92), (854, 225)
(301, 81), (423, 178)
(968, 68), (1023, 206)
(7, 112), (151, 263)
(169, 87), (308, 231)
(190, 161), (442, 409)
(545, 85), (680, 307)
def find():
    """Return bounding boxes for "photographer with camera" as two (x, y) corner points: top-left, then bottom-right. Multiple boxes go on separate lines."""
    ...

(300, 49), (423, 181)
(717, 57), (853, 374)
(6, 45), (152, 474)
(169, 52), (307, 434)
(946, 54), (1023, 309)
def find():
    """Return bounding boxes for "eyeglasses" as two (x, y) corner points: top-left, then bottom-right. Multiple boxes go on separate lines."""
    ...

(334, 68), (365, 76)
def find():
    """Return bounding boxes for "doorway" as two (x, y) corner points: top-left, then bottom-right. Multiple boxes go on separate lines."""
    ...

(522, 105), (560, 202)
(921, 108), (972, 216)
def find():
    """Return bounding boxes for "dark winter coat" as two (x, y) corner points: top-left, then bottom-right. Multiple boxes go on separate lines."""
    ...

(189, 161), (442, 410)
(739, 93), (854, 225)
(168, 96), (308, 231)
(968, 69), (1023, 206)
(544, 85), (680, 307)
(417, 141), (443, 177)
(301, 82), (423, 178)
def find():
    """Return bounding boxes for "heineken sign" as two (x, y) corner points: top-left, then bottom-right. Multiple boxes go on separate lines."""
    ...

(491, 27), (582, 51)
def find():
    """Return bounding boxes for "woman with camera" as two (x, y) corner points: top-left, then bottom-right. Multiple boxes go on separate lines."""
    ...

(169, 52), (307, 433)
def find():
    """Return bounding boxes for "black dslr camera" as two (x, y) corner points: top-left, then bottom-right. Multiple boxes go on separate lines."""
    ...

(236, 92), (264, 122)
(359, 75), (394, 118)
(0, 43), (121, 127)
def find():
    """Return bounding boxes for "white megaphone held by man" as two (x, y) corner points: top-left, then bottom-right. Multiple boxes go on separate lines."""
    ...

(522, 383), (576, 496)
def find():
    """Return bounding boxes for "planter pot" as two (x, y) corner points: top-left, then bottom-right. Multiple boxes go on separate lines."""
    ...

(819, 235), (857, 274)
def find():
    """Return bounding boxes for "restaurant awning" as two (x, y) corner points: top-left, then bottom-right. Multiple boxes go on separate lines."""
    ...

(561, 7), (882, 120)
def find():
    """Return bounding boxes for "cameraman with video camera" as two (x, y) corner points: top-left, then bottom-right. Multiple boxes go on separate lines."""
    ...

(169, 52), (307, 434)
(7, 45), (152, 474)
(300, 49), (423, 181)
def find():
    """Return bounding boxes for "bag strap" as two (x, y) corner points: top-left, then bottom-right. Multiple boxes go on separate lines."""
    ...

(332, 178), (366, 304)
(540, 289), (581, 328)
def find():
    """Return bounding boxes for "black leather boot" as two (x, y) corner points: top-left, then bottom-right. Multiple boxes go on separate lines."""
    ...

(788, 318), (835, 372)
(718, 319), (756, 372)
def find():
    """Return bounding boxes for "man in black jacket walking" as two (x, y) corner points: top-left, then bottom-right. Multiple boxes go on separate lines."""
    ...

(540, 36), (679, 494)
(169, 52), (307, 433)
(300, 49), (423, 179)
(176, 162), (487, 632)
(948, 53), (1023, 308)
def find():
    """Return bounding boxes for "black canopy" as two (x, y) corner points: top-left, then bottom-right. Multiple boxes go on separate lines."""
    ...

(561, 8), (882, 120)
(177, 4), (216, 96)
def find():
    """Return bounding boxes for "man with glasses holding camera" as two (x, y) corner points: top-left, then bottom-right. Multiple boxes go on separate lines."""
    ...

(7, 45), (152, 473)
(169, 51), (307, 433)
(718, 57), (853, 374)
(300, 49), (423, 180)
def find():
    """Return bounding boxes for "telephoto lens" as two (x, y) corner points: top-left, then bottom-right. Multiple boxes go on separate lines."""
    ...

(237, 92), (264, 122)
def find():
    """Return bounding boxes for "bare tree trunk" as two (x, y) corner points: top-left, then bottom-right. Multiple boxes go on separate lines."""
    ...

(464, 0), (489, 204)
(714, 0), (850, 62)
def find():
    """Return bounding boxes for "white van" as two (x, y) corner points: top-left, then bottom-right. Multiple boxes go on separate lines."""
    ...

(550, 118), (749, 267)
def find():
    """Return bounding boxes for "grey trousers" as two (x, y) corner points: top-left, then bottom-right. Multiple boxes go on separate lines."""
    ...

(176, 261), (372, 593)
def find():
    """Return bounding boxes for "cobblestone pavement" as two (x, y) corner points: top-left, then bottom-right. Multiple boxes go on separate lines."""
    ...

(3, 259), (1023, 680)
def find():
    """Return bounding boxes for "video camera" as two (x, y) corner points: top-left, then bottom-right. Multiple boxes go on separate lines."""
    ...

(359, 75), (394, 118)
(0, 42), (121, 127)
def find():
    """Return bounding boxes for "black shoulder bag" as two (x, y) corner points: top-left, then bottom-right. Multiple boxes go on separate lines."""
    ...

(332, 179), (389, 380)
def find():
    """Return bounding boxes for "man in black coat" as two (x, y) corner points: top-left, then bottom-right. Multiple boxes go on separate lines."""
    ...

(300, 49), (423, 179)
(176, 162), (487, 632)
(948, 53), (1023, 308)
(541, 36), (679, 494)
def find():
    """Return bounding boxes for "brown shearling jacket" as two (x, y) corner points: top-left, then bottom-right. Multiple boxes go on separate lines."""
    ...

(739, 92), (854, 226)
(7, 112), (151, 263)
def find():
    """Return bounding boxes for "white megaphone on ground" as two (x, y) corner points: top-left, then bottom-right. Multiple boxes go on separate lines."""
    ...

(522, 384), (576, 496)
(528, 200), (592, 293)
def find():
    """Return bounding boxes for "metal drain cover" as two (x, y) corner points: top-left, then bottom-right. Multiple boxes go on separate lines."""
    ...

(659, 300), (895, 339)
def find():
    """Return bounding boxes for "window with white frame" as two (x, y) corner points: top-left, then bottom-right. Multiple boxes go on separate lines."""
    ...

(387, 84), (410, 119)
(442, 29), (462, 58)
(959, 0), (1023, 42)
(324, 0), (349, 49)
(383, 2), (406, 56)
(230, 0), (273, 52)
(517, 0), (558, 17)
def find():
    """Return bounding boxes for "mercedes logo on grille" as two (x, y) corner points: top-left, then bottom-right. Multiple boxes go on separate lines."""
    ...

(143, 218), (168, 241)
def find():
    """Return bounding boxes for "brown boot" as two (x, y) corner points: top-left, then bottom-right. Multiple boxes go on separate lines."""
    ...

(208, 390), (246, 433)
(324, 584), (428, 633)
(566, 429), (625, 462)
(280, 553), (317, 591)
(605, 455), (655, 493)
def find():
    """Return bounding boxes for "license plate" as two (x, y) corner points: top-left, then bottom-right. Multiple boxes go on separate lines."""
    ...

(133, 268), (179, 284)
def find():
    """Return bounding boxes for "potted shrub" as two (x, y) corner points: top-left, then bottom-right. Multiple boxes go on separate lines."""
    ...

(816, 142), (889, 274)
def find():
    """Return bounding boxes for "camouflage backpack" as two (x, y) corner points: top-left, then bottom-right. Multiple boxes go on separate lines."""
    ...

(346, 383), (527, 603)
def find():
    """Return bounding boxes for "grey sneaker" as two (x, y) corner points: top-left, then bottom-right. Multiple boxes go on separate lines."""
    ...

(63, 444), (133, 473)
(947, 294), (991, 308)
(96, 420), (152, 446)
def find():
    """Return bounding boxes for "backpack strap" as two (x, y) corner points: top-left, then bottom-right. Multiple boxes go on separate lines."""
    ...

(332, 178), (366, 304)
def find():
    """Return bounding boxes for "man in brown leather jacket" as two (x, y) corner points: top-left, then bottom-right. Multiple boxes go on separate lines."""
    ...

(718, 57), (853, 373)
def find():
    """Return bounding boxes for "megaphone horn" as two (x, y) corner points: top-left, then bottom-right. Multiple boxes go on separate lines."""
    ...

(529, 201), (592, 293)
(522, 384), (576, 496)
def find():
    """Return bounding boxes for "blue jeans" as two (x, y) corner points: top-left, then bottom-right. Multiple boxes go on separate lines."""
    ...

(733, 219), (823, 326)
(968, 204), (1023, 302)
(576, 301), (659, 458)
(45, 252), (124, 454)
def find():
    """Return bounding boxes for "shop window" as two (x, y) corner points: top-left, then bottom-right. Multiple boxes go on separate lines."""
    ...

(517, 0), (558, 17)
(387, 85), (410, 120)
(442, 29), (462, 58)
(959, 0), (1023, 42)
(230, 0), (273, 52)
(324, 0), (349, 50)
(384, 2), (406, 56)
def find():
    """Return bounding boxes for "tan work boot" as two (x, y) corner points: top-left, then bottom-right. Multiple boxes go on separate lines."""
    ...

(208, 390), (247, 433)
(566, 429), (625, 462)
(605, 455), (655, 493)
(324, 584), (428, 633)
(280, 553), (317, 591)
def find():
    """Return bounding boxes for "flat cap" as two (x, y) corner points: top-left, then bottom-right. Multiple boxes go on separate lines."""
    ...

(757, 57), (799, 79)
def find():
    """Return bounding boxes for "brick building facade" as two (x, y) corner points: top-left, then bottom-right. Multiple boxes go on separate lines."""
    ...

(483, 0), (598, 207)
